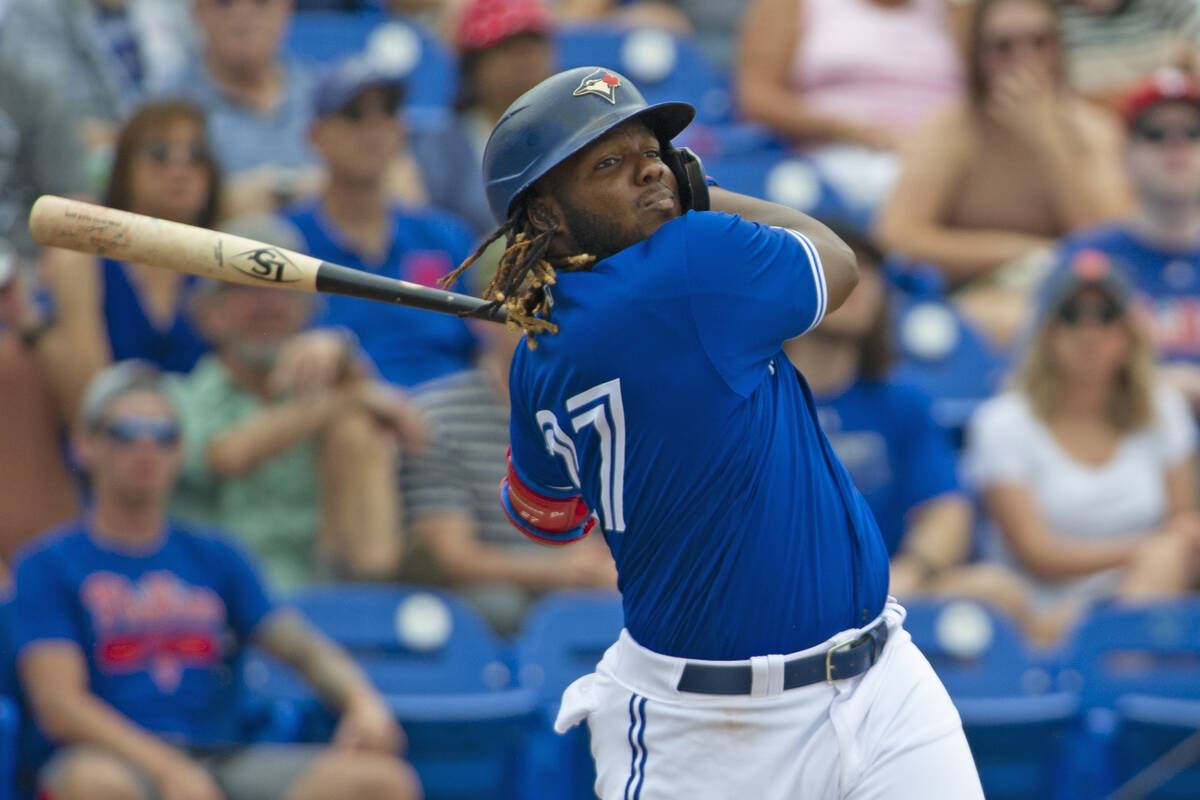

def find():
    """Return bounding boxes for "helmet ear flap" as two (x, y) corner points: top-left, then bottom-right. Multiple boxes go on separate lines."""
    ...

(661, 144), (709, 212)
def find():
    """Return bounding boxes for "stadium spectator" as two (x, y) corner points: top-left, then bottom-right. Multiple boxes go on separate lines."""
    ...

(1057, 68), (1200, 410)
(169, 223), (427, 591)
(782, 230), (971, 596)
(40, 100), (221, 417)
(402, 321), (617, 635)
(964, 251), (1200, 644)
(0, 241), (80, 573)
(167, 0), (324, 216)
(736, 0), (964, 215)
(876, 0), (1129, 348)
(409, 0), (556, 236)
(0, 0), (193, 173)
(0, 57), (90, 261)
(10, 360), (420, 800)
(1059, 0), (1200, 112)
(559, 0), (749, 68)
(286, 59), (478, 388)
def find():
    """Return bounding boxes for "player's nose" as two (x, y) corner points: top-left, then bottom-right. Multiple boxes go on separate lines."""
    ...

(635, 152), (667, 185)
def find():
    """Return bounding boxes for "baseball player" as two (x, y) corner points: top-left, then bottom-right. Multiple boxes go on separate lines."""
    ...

(446, 67), (984, 799)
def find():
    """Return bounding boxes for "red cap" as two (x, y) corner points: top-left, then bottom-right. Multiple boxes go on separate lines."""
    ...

(1122, 68), (1200, 125)
(454, 0), (553, 53)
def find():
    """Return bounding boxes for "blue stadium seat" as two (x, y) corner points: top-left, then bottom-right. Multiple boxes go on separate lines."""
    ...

(1059, 600), (1200, 798)
(886, 265), (1011, 442)
(0, 598), (18, 800)
(902, 599), (1079, 800)
(554, 25), (732, 125)
(1109, 695), (1200, 799)
(284, 12), (458, 112)
(514, 590), (623, 800)
(246, 585), (537, 800)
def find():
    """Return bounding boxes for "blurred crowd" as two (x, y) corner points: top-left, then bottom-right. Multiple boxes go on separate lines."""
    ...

(3, 0), (1200, 795)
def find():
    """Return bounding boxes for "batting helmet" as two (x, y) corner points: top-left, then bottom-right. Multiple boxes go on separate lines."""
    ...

(482, 66), (695, 223)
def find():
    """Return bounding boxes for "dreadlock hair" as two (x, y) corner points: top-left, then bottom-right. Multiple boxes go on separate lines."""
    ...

(440, 195), (596, 348)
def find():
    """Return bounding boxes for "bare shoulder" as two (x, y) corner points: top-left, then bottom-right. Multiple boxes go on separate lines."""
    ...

(1065, 96), (1125, 149)
(900, 102), (978, 165)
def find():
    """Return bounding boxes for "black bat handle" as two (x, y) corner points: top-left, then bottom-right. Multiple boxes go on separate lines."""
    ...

(314, 261), (508, 323)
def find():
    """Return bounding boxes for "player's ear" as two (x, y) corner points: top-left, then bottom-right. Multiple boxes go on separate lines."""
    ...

(526, 194), (563, 236)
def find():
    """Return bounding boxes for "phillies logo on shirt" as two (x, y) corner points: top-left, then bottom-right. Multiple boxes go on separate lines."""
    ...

(81, 571), (226, 693)
(1136, 296), (1200, 358)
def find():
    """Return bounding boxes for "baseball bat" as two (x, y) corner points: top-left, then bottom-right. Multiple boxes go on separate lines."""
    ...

(27, 195), (506, 323)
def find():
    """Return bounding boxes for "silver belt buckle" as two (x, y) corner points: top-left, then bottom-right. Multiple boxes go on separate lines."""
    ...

(824, 638), (855, 683)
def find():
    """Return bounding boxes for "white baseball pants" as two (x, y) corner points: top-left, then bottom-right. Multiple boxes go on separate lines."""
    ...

(554, 600), (984, 800)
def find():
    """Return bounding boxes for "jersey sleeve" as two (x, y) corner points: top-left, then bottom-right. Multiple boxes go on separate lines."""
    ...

(207, 534), (277, 640)
(898, 387), (962, 512)
(507, 351), (579, 499)
(11, 549), (84, 656)
(682, 212), (827, 396)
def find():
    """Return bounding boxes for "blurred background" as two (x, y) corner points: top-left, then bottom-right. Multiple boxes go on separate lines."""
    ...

(1, 0), (1200, 797)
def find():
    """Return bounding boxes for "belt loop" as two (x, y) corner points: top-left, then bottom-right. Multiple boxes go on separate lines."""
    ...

(749, 656), (769, 697)
(765, 654), (785, 695)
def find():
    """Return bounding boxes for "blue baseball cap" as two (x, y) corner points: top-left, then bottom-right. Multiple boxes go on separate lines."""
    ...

(1034, 249), (1135, 327)
(313, 58), (406, 119)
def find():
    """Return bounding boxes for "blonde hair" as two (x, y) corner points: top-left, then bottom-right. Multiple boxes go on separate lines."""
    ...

(1014, 309), (1156, 431)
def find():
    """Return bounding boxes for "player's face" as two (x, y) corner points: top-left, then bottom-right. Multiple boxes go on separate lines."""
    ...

(1047, 288), (1133, 384)
(311, 87), (404, 185)
(80, 391), (182, 506)
(542, 120), (680, 261)
(1127, 102), (1200, 204)
(129, 118), (213, 225)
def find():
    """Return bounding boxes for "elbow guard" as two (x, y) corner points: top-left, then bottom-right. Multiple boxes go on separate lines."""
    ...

(500, 452), (595, 546)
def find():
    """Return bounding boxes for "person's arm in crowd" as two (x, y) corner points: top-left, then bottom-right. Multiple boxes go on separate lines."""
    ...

(707, 186), (859, 312)
(19, 643), (225, 800)
(875, 107), (1055, 281)
(735, 0), (897, 151)
(982, 483), (1144, 581)
(412, 512), (617, 590)
(889, 493), (973, 595)
(35, 249), (112, 421)
(254, 611), (403, 754)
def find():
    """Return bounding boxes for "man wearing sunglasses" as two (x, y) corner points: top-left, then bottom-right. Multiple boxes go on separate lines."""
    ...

(9, 361), (420, 800)
(1056, 67), (1200, 411)
(284, 58), (479, 389)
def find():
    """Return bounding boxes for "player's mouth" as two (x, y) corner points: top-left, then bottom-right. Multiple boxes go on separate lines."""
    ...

(639, 187), (676, 213)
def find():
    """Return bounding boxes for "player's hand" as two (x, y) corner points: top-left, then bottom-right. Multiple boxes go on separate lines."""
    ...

(334, 692), (406, 755)
(270, 328), (357, 396)
(356, 382), (430, 454)
(153, 755), (225, 800)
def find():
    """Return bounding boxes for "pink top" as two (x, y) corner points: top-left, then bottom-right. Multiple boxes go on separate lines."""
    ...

(791, 0), (962, 132)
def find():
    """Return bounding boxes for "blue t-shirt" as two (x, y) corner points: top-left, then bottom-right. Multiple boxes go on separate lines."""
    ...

(10, 519), (276, 753)
(102, 259), (208, 373)
(1057, 224), (1200, 363)
(286, 202), (478, 387)
(814, 379), (961, 556)
(507, 211), (890, 661)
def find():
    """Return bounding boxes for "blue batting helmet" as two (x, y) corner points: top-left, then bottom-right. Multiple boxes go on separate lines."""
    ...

(482, 66), (695, 223)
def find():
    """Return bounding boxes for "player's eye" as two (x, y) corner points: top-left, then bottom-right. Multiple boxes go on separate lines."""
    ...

(644, 149), (661, 160)
(595, 156), (619, 170)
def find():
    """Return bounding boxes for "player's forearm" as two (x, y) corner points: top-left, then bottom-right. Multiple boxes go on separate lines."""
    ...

(257, 611), (380, 712)
(205, 387), (356, 476)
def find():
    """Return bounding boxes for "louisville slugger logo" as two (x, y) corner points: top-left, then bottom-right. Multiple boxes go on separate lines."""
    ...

(228, 247), (302, 283)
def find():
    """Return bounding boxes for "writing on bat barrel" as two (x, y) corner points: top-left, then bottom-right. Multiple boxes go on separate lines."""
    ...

(228, 246), (302, 283)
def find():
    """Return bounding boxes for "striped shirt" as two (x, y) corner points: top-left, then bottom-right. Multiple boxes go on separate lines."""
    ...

(1060, 0), (1200, 99)
(403, 368), (540, 550)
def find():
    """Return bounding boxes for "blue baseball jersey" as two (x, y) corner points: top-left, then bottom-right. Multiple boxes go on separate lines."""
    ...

(507, 211), (890, 661)
(286, 202), (479, 387)
(814, 379), (961, 557)
(10, 519), (277, 755)
(1057, 224), (1200, 363)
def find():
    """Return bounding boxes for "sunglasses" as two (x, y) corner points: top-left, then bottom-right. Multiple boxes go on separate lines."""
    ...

(984, 30), (1056, 56)
(1057, 298), (1124, 326)
(141, 140), (209, 166)
(1132, 123), (1200, 144)
(101, 415), (181, 446)
(338, 93), (402, 122)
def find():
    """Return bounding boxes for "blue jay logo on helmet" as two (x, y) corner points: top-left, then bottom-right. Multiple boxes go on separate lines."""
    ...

(572, 69), (622, 104)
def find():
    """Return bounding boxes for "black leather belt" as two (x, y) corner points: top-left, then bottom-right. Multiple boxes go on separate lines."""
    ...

(676, 616), (889, 695)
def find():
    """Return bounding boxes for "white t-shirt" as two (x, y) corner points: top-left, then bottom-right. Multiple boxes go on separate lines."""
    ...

(963, 386), (1197, 608)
